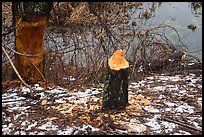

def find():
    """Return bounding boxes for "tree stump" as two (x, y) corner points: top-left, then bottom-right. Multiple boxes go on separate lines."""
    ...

(102, 50), (129, 111)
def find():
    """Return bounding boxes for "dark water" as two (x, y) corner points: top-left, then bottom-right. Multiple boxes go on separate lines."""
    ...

(144, 2), (202, 60)
(46, 2), (202, 62)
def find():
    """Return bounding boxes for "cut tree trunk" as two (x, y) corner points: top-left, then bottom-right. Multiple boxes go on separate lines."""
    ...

(12, 2), (52, 83)
(102, 50), (129, 111)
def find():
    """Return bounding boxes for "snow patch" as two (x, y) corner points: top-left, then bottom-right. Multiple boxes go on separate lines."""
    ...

(174, 103), (194, 113)
(161, 121), (177, 133)
(145, 115), (160, 130)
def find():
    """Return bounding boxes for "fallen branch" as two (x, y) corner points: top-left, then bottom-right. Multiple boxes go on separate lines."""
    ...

(162, 116), (202, 133)
(2, 46), (38, 93)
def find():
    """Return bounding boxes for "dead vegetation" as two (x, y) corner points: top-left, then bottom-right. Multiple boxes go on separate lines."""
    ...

(2, 2), (202, 135)
(2, 2), (202, 88)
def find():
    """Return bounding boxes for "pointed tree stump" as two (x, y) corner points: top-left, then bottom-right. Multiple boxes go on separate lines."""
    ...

(102, 50), (129, 111)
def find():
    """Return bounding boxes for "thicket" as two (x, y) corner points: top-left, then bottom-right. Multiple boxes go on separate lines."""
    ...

(2, 2), (202, 88)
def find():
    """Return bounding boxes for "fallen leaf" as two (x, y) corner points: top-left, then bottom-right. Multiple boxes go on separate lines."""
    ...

(42, 99), (47, 105)
(61, 102), (68, 107)
(48, 117), (58, 121)
(93, 98), (100, 102)
(60, 105), (75, 115)
(142, 100), (150, 106)
(126, 111), (141, 116)
(136, 94), (145, 100)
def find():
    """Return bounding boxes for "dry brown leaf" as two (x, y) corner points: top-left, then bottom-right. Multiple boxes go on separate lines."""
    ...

(126, 104), (142, 111)
(41, 99), (47, 105)
(61, 102), (69, 107)
(93, 98), (100, 102)
(60, 110), (70, 114)
(94, 115), (103, 127)
(60, 105), (75, 115)
(130, 94), (151, 106)
(48, 117), (58, 121)
(129, 97), (137, 104)
(69, 111), (75, 118)
(86, 97), (94, 102)
(151, 102), (158, 106)
(89, 104), (100, 111)
(142, 100), (150, 106)
(136, 94), (145, 100)
(113, 112), (127, 118)
(51, 106), (56, 109)
(89, 105), (95, 111)
(67, 92), (73, 96)
(79, 115), (91, 125)
(126, 111), (141, 116)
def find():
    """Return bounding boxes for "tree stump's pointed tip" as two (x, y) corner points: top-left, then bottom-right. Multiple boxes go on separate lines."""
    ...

(108, 50), (129, 71)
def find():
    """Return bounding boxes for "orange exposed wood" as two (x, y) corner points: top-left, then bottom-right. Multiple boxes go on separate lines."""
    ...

(108, 50), (129, 70)
(15, 15), (47, 83)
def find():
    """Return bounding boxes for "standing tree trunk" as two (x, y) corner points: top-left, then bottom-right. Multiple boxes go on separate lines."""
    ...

(102, 50), (129, 111)
(12, 2), (52, 83)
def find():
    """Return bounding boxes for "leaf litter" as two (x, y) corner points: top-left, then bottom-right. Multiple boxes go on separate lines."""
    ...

(2, 72), (202, 135)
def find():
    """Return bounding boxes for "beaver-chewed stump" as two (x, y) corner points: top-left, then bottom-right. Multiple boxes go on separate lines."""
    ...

(102, 50), (129, 111)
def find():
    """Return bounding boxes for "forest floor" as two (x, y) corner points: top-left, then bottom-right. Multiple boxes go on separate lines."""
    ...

(2, 2), (202, 135)
(2, 68), (202, 135)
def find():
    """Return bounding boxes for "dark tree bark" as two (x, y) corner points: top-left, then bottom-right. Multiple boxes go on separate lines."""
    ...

(12, 2), (52, 83)
(102, 68), (129, 111)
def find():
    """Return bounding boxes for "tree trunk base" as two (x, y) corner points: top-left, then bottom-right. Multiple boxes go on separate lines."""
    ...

(102, 68), (129, 111)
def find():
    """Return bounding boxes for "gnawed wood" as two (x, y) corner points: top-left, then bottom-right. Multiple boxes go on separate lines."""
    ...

(14, 15), (47, 83)
(102, 50), (129, 111)
(12, 2), (52, 83)
(108, 50), (129, 70)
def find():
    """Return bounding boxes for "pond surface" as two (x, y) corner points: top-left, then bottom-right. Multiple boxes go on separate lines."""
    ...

(143, 2), (202, 60)
(47, 2), (202, 61)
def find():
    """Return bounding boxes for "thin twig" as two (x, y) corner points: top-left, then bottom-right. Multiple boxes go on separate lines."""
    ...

(2, 46), (38, 93)
(162, 116), (202, 133)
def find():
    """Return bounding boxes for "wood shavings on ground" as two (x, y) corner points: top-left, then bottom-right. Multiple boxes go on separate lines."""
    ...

(2, 72), (202, 135)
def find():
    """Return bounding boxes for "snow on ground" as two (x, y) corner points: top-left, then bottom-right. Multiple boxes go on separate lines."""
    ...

(2, 73), (202, 135)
